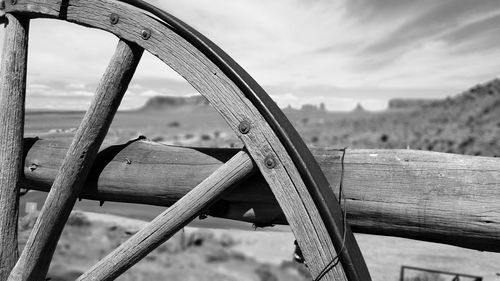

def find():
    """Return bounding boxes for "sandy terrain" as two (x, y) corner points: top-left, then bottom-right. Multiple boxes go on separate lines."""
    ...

(85, 212), (500, 281)
(18, 211), (309, 281)
(16, 210), (500, 281)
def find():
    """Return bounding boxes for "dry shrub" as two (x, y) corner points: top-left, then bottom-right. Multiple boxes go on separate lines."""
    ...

(280, 260), (311, 280)
(201, 134), (212, 141)
(19, 212), (39, 231)
(255, 265), (278, 281)
(66, 212), (91, 227)
(167, 121), (180, 128)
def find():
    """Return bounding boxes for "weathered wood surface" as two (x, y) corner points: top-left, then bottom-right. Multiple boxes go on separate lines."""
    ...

(78, 150), (255, 280)
(8, 40), (144, 281)
(0, 13), (29, 281)
(5, 1), (368, 279)
(5, 1), (363, 279)
(21, 137), (500, 252)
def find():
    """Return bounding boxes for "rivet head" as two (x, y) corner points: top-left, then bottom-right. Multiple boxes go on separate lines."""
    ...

(110, 13), (119, 25)
(141, 28), (151, 40)
(264, 156), (276, 169)
(28, 163), (38, 172)
(10, 0), (15, 5)
(238, 120), (251, 134)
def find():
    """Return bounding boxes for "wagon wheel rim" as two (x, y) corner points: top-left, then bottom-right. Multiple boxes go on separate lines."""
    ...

(0, 1), (370, 280)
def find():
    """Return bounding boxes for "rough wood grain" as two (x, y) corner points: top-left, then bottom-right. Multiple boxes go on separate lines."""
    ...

(0, 13), (29, 281)
(5, 1), (357, 279)
(8, 40), (143, 281)
(5, 1), (358, 279)
(78, 150), (255, 280)
(21, 137), (500, 252)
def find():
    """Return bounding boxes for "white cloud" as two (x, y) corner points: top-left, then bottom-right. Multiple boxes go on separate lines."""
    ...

(27, 84), (51, 91)
(66, 83), (86, 90)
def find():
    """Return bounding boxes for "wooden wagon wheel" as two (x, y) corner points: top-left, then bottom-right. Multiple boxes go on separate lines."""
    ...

(0, 0), (371, 280)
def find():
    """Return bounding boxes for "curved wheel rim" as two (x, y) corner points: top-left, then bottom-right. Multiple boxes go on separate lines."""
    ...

(2, 1), (370, 280)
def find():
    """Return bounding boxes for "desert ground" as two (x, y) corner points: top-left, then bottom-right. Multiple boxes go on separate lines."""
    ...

(19, 79), (500, 280)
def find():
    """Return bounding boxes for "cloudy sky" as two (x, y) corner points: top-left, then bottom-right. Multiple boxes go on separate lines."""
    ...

(1, 0), (500, 111)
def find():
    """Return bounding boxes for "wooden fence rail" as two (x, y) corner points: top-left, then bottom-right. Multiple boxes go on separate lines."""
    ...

(20, 136), (500, 253)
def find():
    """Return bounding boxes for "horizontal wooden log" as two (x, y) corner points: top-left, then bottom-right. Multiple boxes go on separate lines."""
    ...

(21, 136), (500, 253)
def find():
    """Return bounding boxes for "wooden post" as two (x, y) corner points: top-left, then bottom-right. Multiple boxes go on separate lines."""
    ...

(0, 13), (29, 281)
(78, 150), (255, 280)
(8, 40), (143, 281)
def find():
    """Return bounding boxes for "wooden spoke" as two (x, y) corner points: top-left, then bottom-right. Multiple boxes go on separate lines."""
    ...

(7, 39), (143, 281)
(78, 150), (255, 280)
(0, 14), (29, 281)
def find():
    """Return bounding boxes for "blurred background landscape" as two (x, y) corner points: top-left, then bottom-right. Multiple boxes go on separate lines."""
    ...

(26, 78), (500, 156)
